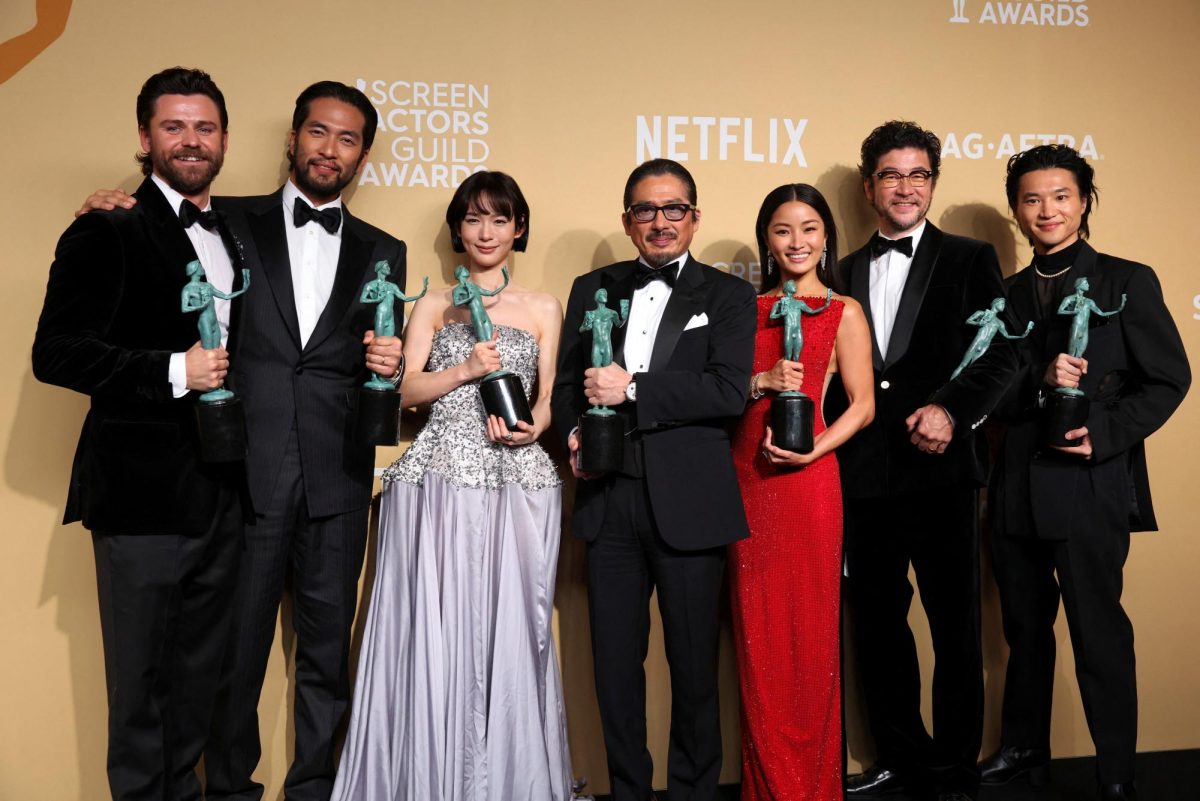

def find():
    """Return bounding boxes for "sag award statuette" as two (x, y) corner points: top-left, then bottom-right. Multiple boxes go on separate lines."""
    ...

(1045, 277), (1126, 446)
(950, 297), (1033, 381)
(356, 260), (428, 446)
(769, 282), (831, 454)
(577, 288), (631, 473)
(181, 259), (251, 462)
(453, 265), (533, 429)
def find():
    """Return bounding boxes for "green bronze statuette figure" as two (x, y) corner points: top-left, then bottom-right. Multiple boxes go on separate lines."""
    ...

(950, 297), (1033, 381)
(451, 265), (532, 429)
(360, 261), (427, 390)
(580, 288), (631, 416)
(768, 283), (832, 454)
(577, 287), (632, 473)
(180, 260), (250, 403)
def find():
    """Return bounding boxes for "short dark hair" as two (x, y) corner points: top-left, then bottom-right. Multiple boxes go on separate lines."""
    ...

(858, 120), (941, 180)
(135, 67), (227, 176)
(755, 183), (843, 295)
(1005, 144), (1099, 240)
(446, 171), (531, 253)
(622, 158), (698, 210)
(291, 81), (378, 151)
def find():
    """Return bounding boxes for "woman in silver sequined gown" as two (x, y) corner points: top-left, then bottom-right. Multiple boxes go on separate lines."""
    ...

(331, 173), (573, 801)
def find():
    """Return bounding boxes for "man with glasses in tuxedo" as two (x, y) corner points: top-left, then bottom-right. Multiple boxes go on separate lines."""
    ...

(552, 158), (756, 801)
(825, 121), (1018, 801)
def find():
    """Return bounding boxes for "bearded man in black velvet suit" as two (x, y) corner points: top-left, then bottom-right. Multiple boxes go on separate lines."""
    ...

(829, 121), (1019, 801)
(978, 146), (1189, 801)
(33, 67), (248, 801)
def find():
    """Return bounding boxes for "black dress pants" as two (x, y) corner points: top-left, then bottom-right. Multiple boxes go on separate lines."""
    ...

(844, 487), (983, 794)
(93, 486), (242, 801)
(204, 429), (369, 801)
(586, 475), (727, 801)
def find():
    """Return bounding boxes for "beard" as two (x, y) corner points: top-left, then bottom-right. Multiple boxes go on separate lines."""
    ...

(153, 146), (223, 197)
(289, 148), (358, 201)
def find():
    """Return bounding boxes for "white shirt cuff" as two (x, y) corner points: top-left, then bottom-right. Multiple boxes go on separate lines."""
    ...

(169, 352), (189, 398)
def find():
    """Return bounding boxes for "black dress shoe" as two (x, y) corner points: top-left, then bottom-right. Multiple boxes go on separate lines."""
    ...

(978, 746), (1050, 786)
(1098, 783), (1137, 801)
(846, 765), (909, 797)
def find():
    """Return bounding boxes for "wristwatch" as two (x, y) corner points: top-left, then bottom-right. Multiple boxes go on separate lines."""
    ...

(625, 380), (638, 403)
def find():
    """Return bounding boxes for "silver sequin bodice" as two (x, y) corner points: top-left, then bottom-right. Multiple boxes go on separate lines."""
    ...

(383, 323), (561, 491)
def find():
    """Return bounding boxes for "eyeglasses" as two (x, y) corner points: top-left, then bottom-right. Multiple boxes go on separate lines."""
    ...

(874, 169), (934, 188)
(625, 203), (697, 223)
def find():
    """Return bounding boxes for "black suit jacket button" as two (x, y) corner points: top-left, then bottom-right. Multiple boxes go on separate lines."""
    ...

(295, 366), (304, 375)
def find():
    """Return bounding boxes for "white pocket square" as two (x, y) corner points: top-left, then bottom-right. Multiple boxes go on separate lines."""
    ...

(683, 313), (709, 331)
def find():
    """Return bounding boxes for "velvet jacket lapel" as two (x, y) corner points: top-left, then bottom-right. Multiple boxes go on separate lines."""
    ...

(245, 189), (303, 351)
(305, 209), (370, 354)
(883, 223), (941, 368)
(649, 256), (707, 372)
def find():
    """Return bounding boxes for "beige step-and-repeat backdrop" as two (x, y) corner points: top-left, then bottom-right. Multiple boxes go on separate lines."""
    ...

(2, 1), (1198, 797)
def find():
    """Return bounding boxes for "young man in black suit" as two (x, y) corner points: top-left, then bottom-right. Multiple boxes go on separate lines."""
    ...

(552, 159), (756, 801)
(978, 146), (1189, 801)
(829, 121), (1018, 801)
(33, 67), (249, 801)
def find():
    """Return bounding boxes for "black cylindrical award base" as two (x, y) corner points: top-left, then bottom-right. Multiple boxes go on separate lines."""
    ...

(578, 412), (624, 474)
(1044, 391), (1090, 447)
(480, 371), (533, 430)
(355, 387), (401, 446)
(770, 393), (815, 454)
(196, 397), (247, 463)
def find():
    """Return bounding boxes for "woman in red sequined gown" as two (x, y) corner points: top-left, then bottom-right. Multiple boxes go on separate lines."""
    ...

(730, 184), (875, 801)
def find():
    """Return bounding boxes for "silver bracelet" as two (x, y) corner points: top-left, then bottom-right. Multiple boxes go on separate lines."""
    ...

(749, 372), (765, 400)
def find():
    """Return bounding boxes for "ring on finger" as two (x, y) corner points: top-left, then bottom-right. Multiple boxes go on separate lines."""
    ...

(504, 432), (514, 442)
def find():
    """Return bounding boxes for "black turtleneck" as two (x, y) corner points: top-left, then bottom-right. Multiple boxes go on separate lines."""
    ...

(1032, 237), (1085, 317)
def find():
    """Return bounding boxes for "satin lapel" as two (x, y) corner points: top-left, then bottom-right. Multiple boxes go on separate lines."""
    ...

(215, 212), (249, 356)
(603, 262), (637, 369)
(246, 192), (302, 350)
(305, 212), (370, 353)
(848, 247), (883, 371)
(648, 257), (707, 372)
(884, 224), (941, 368)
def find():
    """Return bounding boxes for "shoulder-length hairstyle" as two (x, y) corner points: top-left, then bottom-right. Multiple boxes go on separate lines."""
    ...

(446, 171), (530, 253)
(755, 183), (842, 295)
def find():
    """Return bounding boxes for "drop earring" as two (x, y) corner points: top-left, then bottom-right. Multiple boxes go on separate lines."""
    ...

(766, 254), (775, 275)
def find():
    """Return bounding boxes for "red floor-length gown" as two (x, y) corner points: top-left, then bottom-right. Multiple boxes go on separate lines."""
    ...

(730, 295), (844, 801)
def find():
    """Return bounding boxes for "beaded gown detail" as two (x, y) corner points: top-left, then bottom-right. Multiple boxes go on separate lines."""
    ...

(331, 323), (572, 801)
(730, 297), (844, 801)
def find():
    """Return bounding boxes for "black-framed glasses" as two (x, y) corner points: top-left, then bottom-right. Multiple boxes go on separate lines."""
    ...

(874, 169), (934, 188)
(625, 203), (697, 223)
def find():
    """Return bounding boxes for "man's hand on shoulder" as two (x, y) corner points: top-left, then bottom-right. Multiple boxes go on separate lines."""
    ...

(76, 188), (136, 218)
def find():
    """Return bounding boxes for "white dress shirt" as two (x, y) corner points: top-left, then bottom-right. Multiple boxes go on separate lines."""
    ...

(868, 221), (926, 358)
(622, 255), (687, 374)
(283, 180), (343, 347)
(155, 174), (236, 398)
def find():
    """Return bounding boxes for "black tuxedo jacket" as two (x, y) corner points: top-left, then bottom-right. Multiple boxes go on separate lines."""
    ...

(826, 223), (1017, 499)
(990, 242), (1190, 538)
(33, 177), (247, 534)
(215, 188), (406, 518)
(552, 256), (756, 550)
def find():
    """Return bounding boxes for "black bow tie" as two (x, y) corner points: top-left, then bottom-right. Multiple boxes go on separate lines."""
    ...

(293, 198), (342, 234)
(634, 263), (678, 290)
(870, 233), (914, 258)
(179, 200), (219, 231)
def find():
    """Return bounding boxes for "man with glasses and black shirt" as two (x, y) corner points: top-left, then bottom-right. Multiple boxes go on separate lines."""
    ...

(825, 121), (1018, 801)
(552, 158), (756, 801)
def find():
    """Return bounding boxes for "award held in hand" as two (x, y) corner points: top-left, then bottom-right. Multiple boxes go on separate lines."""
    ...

(181, 260), (250, 462)
(356, 260), (428, 446)
(452, 265), (533, 429)
(1045, 277), (1126, 447)
(768, 283), (831, 454)
(577, 288), (630, 473)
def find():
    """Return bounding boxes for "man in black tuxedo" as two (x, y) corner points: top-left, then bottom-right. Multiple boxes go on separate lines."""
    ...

(978, 146), (1189, 801)
(829, 121), (1018, 801)
(33, 67), (249, 801)
(202, 82), (405, 801)
(551, 159), (756, 801)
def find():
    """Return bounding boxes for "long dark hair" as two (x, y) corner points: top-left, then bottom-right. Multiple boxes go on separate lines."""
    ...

(755, 183), (842, 295)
